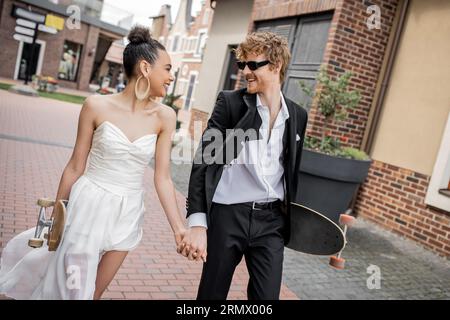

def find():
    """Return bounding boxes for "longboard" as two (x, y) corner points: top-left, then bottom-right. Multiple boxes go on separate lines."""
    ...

(28, 198), (66, 251)
(287, 202), (355, 269)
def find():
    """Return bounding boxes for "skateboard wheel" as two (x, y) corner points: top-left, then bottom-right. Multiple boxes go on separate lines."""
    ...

(37, 198), (55, 208)
(329, 256), (345, 269)
(339, 214), (355, 227)
(28, 238), (44, 248)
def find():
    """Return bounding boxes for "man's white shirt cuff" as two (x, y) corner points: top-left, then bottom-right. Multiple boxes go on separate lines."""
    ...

(188, 212), (208, 229)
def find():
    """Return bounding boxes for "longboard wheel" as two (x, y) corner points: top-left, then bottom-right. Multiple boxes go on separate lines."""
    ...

(28, 238), (44, 248)
(339, 214), (355, 227)
(37, 198), (55, 208)
(329, 256), (345, 269)
(47, 200), (66, 251)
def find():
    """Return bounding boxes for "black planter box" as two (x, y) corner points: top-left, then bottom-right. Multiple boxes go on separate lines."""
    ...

(296, 149), (372, 224)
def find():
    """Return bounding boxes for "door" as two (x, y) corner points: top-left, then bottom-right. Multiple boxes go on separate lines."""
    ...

(256, 13), (333, 111)
(222, 45), (239, 91)
(18, 42), (41, 81)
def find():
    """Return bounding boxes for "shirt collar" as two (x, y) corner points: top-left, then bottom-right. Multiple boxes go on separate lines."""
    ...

(256, 92), (290, 125)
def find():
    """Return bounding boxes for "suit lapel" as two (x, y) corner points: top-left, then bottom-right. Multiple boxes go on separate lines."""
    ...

(285, 98), (297, 174)
(239, 92), (261, 131)
(223, 91), (261, 161)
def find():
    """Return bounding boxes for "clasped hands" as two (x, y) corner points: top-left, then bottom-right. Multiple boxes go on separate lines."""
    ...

(174, 226), (207, 262)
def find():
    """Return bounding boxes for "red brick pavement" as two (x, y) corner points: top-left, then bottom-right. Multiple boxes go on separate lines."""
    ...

(0, 89), (298, 300)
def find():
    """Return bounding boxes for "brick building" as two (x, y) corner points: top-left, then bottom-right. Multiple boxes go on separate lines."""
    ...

(0, 0), (129, 91)
(175, 0), (213, 112)
(190, 0), (450, 257)
(153, 0), (214, 136)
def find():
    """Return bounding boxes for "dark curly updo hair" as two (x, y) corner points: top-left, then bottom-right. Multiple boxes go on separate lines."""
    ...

(123, 25), (166, 78)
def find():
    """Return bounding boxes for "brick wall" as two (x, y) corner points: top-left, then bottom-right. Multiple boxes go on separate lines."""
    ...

(252, 0), (337, 21)
(312, 0), (399, 149)
(77, 25), (99, 91)
(189, 108), (209, 140)
(356, 160), (450, 257)
(0, 0), (25, 78)
(0, 0), (101, 91)
(247, 0), (399, 150)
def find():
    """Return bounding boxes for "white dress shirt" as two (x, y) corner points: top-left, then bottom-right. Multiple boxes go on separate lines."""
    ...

(188, 92), (290, 228)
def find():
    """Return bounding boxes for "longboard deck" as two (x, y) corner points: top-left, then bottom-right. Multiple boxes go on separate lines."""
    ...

(48, 200), (66, 251)
(287, 203), (345, 255)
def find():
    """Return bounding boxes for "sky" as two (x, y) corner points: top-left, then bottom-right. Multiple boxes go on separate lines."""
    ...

(103, 0), (204, 27)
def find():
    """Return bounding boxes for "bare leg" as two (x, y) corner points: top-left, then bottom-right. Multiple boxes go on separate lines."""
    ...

(93, 250), (128, 300)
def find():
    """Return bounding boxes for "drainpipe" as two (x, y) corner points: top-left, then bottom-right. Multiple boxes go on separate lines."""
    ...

(362, 0), (410, 153)
(350, 0), (410, 216)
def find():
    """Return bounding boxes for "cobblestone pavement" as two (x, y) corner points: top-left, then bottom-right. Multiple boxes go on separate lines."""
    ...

(0, 89), (296, 300)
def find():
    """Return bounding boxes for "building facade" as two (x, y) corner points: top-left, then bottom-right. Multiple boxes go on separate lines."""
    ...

(175, 0), (213, 111)
(0, 0), (129, 91)
(154, 0), (214, 136)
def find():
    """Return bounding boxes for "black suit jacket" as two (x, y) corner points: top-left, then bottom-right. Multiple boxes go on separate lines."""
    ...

(186, 88), (308, 244)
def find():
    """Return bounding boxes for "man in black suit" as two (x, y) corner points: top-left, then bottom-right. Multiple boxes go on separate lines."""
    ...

(180, 32), (308, 300)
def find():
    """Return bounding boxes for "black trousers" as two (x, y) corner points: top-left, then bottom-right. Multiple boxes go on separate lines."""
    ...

(197, 202), (286, 300)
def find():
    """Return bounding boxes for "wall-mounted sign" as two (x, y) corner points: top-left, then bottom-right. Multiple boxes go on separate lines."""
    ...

(11, 5), (45, 23)
(45, 14), (64, 31)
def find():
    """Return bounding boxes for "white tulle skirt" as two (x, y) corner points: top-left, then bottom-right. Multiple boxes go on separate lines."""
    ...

(0, 175), (145, 300)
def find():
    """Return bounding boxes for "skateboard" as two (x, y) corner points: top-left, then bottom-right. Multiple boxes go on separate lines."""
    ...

(28, 198), (67, 251)
(287, 203), (355, 269)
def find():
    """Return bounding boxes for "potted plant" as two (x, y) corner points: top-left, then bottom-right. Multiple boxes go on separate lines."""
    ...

(297, 65), (372, 223)
(33, 75), (59, 93)
(45, 76), (58, 93)
(96, 87), (113, 95)
(163, 93), (182, 130)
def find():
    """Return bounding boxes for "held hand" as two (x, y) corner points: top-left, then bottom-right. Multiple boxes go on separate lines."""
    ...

(178, 226), (207, 262)
(174, 227), (187, 248)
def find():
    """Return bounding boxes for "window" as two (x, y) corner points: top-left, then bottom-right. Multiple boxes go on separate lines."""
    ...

(58, 41), (82, 82)
(425, 112), (450, 212)
(172, 35), (180, 52)
(184, 73), (197, 110)
(222, 45), (239, 91)
(195, 32), (207, 56)
(176, 80), (186, 96)
(255, 13), (332, 108)
(202, 9), (210, 25)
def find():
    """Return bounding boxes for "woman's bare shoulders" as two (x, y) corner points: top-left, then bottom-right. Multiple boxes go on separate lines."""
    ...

(154, 103), (177, 131)
(82, 94), (176, 133)
(83, 94), (129, 126)
(83, 93), (120, 112)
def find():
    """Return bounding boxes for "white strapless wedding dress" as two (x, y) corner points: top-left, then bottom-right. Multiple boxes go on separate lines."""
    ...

(0, 121), (157, 299)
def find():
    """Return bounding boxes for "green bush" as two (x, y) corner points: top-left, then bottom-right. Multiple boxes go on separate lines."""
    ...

(299, 65), (370, 161)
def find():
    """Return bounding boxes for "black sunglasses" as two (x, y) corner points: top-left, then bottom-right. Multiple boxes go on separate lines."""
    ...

(237, 60), (270, 71)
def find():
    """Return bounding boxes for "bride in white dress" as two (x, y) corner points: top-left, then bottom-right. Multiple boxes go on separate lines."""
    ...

(0, 26), (187, 299)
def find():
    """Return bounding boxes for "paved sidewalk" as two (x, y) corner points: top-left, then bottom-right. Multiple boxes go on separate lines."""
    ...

(0, 89), (297, 300)
(0, 77), (92, 98)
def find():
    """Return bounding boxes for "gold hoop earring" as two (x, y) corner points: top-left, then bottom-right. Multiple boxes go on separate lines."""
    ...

(134, 75), (151, 100)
